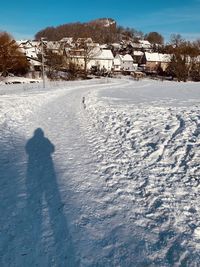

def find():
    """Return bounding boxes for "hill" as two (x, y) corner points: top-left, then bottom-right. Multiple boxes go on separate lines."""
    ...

(35, 18), (118, 43)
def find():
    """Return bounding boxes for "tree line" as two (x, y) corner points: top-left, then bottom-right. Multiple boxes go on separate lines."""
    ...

(34, 19), (167, 45)
(35, 18), (144, 43)
(158, 34), (200, 81)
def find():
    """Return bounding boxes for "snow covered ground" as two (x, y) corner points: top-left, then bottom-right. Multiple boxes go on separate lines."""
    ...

(0, 76), (41, 85)
(0, 78), (200, 266)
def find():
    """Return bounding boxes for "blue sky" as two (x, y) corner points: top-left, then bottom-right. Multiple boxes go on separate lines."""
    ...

(1, 0), (200, 42)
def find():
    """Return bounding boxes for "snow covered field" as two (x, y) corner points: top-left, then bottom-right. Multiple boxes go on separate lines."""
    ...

(0, 78), (200, 266)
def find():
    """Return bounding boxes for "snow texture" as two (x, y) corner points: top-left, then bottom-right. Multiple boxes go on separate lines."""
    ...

(0, 78), (200, 266)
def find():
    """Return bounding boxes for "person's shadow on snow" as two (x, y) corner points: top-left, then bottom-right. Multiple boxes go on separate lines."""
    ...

(25, 128), (77, 266)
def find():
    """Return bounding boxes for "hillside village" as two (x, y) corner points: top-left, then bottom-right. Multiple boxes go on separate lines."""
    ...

(15, 37), (176, 80)
(1, 18), (200, 82)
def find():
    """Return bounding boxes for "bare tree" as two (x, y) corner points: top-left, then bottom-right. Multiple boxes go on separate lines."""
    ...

(83, 44), (96, 77)
(74, 39), (97, 77)
(170, 34), (184, 47)
(45, 50), (64, 80)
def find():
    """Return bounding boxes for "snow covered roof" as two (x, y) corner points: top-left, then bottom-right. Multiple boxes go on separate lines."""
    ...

(133, 51), (144, 56)
(16, 40), (41, 50)
(25, 48), (37, 57)
(123, 54), (133, 61)
(145, 52), (160, 62)
(139, 40), (151, 46)
(16, 40), (28, 45)
(117, 54), (133, 62)
(22, 47), (40, 66)
(137, 40), (152, 49)
(159, 54), (172, 63)
(17, 40), (32, 49)
(131, 42), (141, 48)
(30, 41), (40, 47)
(68, 47), (114, 60)
(112, 43), (121, 48)
(99, 44), (108, 49)
(29, 59), (41, 66)
(145, 52), (171, 62)
(59, 37), (73, 43)
(94, 49), (114, 60)
(77, 37), (93, 44)
(46, 41), (60, 50)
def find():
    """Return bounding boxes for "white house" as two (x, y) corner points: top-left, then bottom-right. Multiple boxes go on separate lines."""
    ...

(59, 37), (73, 45)
(141, 52), (171, 72)
(67, 47), (114, 72)
(139, 40), (152, 50)
(114, 54), (137, 72)
(46, 41), (61, 54)
(87, 48), (114, 71)
(17, 40), (41, 71)
(113, 58), (121, 72)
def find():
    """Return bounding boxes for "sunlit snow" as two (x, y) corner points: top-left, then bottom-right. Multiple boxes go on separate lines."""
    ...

(0, 78), (200, 266)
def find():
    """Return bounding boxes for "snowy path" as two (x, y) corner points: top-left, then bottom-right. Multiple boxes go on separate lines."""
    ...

(0, 78), (200, 266)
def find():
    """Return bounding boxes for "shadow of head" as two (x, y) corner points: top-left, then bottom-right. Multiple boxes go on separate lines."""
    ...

(34, 128), (44, 138)
(26, 128), (55, 161)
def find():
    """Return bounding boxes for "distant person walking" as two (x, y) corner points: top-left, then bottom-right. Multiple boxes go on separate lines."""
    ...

(82, 96), (86, 109)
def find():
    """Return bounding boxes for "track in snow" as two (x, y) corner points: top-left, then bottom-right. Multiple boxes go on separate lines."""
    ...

(0, 78), (200, 266)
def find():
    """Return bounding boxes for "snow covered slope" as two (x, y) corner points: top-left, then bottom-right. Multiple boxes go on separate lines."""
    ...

(0, 78), (200, 266)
